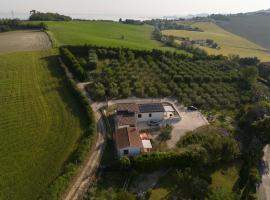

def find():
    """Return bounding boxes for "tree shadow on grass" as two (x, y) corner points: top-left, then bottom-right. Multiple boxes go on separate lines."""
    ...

(40, 54), (88, 131)
(41, 54), (95, 163)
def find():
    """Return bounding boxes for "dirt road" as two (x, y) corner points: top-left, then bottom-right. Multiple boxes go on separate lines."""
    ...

(0, 30), (51, 53)
(62, 104), (106, 200)
(258, 145), (270, 200)
(59, 60), (107, 200)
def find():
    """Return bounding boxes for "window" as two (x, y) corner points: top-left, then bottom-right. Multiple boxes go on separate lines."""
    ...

(123, 149), (129, 155)
(149, 113), (152, 117)
(138, 114), (142, 118)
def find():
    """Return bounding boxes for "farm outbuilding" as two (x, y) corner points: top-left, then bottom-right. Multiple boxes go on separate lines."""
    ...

(114, 127), (143, 157)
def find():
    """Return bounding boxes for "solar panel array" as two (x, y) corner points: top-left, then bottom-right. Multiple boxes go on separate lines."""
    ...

(138, 103), (165, 113)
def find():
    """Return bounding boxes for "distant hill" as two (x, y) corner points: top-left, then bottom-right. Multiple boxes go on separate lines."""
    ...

(216, 10), (270, 50)
(162, 22), (270, 61)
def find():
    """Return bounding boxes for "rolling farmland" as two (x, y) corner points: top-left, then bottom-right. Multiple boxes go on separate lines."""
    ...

(46, 21), (185, 53)
(162, 22), (270, 61)
(0, 50), (87, 200)
(217, 14), (270, 50)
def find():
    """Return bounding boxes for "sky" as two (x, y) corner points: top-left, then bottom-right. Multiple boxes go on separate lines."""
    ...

(1, 0), (270, 16)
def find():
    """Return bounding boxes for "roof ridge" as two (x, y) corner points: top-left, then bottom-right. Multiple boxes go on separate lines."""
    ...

(127, 128), (131, 147)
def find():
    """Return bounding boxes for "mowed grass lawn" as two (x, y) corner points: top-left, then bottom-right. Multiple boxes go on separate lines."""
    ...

(46, 21), (185, 53)
(210, 163), (240, 191)
(0, 49), (87, 200)
(162, 22), (270, 61)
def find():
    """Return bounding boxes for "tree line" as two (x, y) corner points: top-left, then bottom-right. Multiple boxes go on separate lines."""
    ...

(145, 19), (203, 31)
(119, 18), (203, 31)
(29, 10), (72, 21)
(0, 19), (47, 32)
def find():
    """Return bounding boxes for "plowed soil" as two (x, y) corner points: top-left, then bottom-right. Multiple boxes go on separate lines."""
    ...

(0, 30), (51, 53)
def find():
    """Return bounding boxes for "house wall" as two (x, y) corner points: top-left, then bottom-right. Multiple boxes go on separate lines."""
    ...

(136, 112), (164, 122)
(117, 125), (131, 129)
(118, 147), (141, 157)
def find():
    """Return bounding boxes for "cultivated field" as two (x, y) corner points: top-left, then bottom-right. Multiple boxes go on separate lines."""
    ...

(217, 14), (270, 50)
(0, 50), (87, 200)
(162, 22), (270, 61)
(0, 30), (51, 54)
(46, 21), (185, 53)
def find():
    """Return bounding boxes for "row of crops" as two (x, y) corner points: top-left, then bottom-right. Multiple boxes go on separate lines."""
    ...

(61, 46), (250, 110)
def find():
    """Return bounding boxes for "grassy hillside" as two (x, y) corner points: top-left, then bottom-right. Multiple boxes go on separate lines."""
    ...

(162, 22), (270, 61)
(46, 21), (184, 52)
(217, 14), (270, 50)
(0, 50), (87, 200)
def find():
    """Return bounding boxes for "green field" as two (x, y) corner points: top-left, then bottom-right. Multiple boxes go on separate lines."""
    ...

(46, 21), (184, 52)
(162, 22), (270, 61)
(0, 50), (87, 200)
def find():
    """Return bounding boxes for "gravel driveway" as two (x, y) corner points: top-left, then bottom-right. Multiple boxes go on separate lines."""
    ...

(167, 110), (209, 148)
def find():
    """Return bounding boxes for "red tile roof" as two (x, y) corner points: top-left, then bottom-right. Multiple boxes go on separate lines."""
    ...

(116, 114), (136, 126)
(114, 127), (143, 149)
(117, 103), (139, 113)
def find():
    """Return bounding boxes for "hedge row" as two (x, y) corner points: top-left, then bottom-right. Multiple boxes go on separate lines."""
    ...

(65, 44), (190, 60)
(60, 47), (86, 81)
(132, 145), (208, 171)
(0, 19), (47, 32)
(66, 78), (97, 162)
(40, 78), (96, 200)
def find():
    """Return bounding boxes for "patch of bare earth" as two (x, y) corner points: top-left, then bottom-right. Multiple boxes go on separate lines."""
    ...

(0, 30), (51, 53)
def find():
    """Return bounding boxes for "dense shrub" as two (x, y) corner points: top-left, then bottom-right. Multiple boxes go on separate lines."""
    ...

(132, 145), (208, 171)
(177, 126), (240, 164)
(119, 156), (131, 170)
(60, 47), (86, 81)
(159, 125), (173, 141)
(0, 19), (47, 32)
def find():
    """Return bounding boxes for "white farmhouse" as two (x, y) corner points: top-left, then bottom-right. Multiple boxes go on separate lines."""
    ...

(115, 102), (166, 129)
(136, 103), (165, 122)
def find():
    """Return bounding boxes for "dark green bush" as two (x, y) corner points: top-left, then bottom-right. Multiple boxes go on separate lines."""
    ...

(132, 145), (208, 171)
(60, 47), (86, 81)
